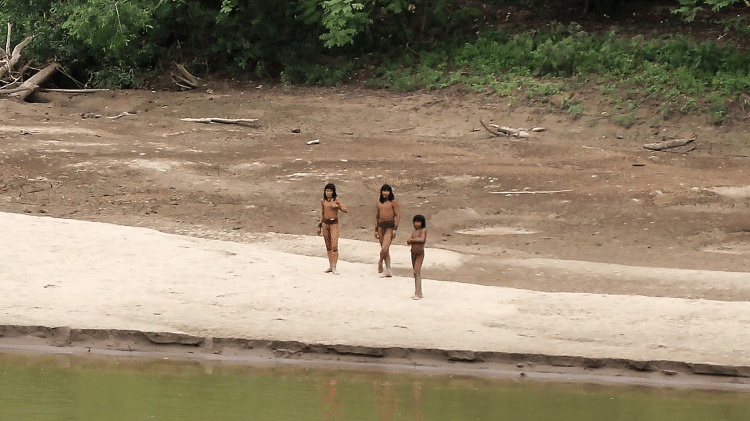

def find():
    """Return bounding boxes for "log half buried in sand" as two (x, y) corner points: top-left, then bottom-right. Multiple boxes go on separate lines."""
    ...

(8, 61), (59, 102)
(490, 189), (572, 195)
(480, 120), (530, 138)
(643, 135), (696, 151)
(171, 62), (200, 89)
(180, 117), (260, 128)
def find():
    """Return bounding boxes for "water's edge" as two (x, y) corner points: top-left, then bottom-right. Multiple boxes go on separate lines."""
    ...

(1, 325), (749, 391)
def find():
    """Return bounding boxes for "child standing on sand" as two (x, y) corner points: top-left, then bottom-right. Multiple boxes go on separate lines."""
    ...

(374, 184), (401, 277)
(406, 214), (427, 299)
(317, 183), (348, 274)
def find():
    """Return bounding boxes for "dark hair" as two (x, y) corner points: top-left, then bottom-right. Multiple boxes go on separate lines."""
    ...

(323, 183), (337, 200)
(413, 214), (426, 228)
(379, 184), (394, 203)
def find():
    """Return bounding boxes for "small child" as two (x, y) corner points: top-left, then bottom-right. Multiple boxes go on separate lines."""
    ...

(406, 214), (427, 299)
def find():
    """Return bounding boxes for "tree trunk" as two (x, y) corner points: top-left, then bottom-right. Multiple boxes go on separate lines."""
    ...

(9, 62), (59, 102)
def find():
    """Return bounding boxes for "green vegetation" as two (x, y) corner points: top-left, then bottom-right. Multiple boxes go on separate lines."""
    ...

(1, 0), (749, 124)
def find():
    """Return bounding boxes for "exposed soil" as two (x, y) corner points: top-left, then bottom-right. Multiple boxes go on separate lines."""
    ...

(2, 84), (750, 298)
(2, 80), (750, 389)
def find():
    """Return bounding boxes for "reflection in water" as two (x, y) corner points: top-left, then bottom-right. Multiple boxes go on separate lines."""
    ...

(375, 381), (397, 421)
(320, 378), (339, 421)
(0, 352), (749, 421)
(411, 382), (424, 421)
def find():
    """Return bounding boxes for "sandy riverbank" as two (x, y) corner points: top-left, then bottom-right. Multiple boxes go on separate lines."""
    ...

(2, 212), (749, 390)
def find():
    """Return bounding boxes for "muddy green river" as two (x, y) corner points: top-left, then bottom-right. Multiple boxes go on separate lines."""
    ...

(1, 352), (748, 421)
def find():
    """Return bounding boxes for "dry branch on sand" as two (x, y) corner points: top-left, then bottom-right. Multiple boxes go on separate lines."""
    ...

(0, 24), (33, 80)
(40, 88), (110, 94)
(9, 62), (59, 102)
(480, 120), (545, 138)
(171, 62), (200, 90)
(181, 117), (260, 127)
(1, 25), (60, 102)
(643, 135), (697, 151)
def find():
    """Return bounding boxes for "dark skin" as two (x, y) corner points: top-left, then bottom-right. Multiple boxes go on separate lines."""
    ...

(375, 189), (400, 276)
(407, 220), (426, 298)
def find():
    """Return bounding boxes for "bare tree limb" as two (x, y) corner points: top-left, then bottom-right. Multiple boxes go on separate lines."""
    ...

(39, 88), (111, 93)
(171, 61), (200, 89)
(0, 84), (30, 94)
(490, 189), (572, 195)
(480, 119), (503, 136)
(2, 23), (10, 60)
(181, 117), (259, 127)
(0, 34), (34, 80)
(480, 120), (530, 138)
(643, 135), (697, 151)
(8, 61), (59, 102)
(106, 112), (135, 119)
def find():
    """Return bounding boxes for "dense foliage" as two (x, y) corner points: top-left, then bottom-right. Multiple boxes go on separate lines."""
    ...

(1, 0), (748, 123)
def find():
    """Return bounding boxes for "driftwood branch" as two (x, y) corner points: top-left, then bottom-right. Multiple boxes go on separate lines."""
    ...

(39, 88), (110, 93)
(9, 62), (59, 102)
(181, 117), (259, 127)
(2, 23), (10, 60)
(0, 84), (30, 94)
(107, 112), (135, 119)
(643, 135), (696, 151)
(490, 189), (572, 195)
(0, 34), (33, 80)
(171, 62), (200, 89)
(480, 120), (533, 138)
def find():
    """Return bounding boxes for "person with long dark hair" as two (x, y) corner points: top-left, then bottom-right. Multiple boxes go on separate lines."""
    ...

(374, 184), (401, 277)
(406, 214), (427, 299)
(317, 183), (348, 274)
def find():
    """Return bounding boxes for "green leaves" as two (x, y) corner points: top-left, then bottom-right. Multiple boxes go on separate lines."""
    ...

(319, 0), (368, 47)
(57, 0), (156, 66)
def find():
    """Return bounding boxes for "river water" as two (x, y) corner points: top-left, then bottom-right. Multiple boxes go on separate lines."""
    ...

(1, 352), (748, 421)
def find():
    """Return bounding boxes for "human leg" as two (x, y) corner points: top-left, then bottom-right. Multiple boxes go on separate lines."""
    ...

(323, 224), (334, 272)
(376, 227), (385, 273)
(380, 228), (394, 277)
(412, 250), (424, 298)
(330, 223), (340, 274)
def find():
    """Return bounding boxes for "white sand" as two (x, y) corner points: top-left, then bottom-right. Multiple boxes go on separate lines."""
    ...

(2, 212), (749, 367)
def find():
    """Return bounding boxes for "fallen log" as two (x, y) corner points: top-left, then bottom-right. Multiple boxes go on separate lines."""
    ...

(181, 117), (259, 127)
(9, 62), (59, 102)
(490, 189), (572, 195)
(480, 120), (530, 138)
(39, 88), (110, 93)
(171, 62), (200, 89)
(643, 135), (696, 151)
(0, 85), (29, 94)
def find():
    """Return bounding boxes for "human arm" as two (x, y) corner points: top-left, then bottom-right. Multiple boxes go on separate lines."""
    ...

(393, 200), (401, 231)
(374, 202), (380, 238)
(391, 200), (401, 239)
(336, 199), (348, 213)
(317, 200), (324, 235)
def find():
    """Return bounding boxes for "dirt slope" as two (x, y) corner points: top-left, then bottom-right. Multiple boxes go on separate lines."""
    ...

(1, 85), (749, 301)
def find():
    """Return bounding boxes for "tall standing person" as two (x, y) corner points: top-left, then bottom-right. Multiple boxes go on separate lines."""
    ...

(317, 183), (348, 274)
(374, 184), (401, 277)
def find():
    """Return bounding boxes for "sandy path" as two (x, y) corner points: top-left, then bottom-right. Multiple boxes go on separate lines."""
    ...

(2, 212), (750, 371)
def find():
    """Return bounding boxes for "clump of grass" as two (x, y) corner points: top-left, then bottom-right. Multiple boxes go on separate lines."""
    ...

(613, 113), (638, 129)
(309, 22), (749, 123)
